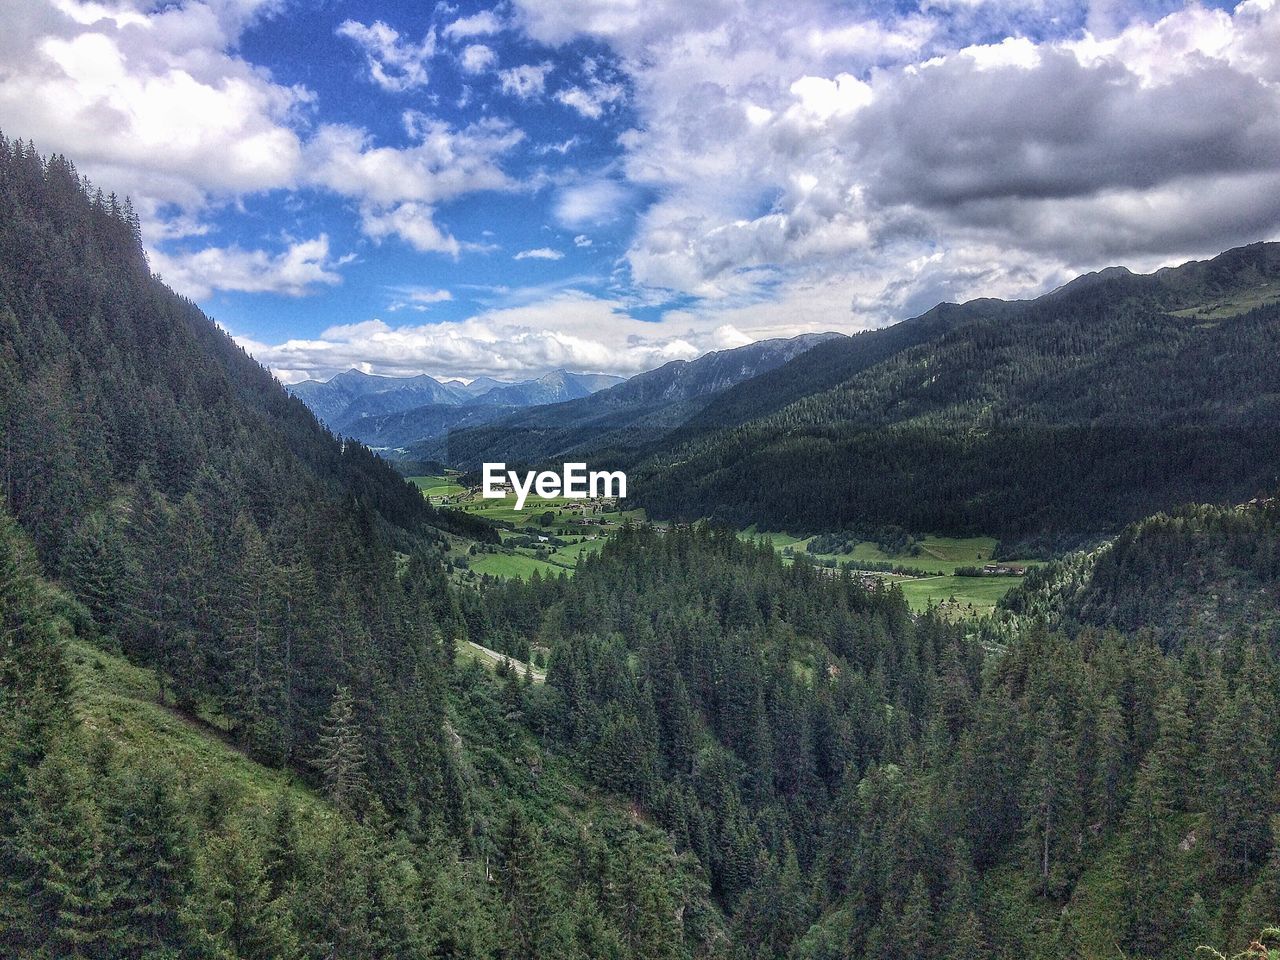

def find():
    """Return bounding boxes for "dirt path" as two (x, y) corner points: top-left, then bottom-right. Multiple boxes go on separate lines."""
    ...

(464, 640), (547, 683)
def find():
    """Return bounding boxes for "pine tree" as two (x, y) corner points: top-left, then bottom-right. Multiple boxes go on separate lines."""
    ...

(317, 685), (371, 818)
(200, 827), (297, 959)
(1204, 687), (1274, 880)
(1092, 694), (1128, 829)
(897, 871), (934, 960)
(6, 745), (114, 957)
(1119, 761), (1181, 956)
(1149, 684), (1194, 811)
(496, 804), (564, 960)
(1023, 697), (1080, 897)
(101, 763), (202, 956)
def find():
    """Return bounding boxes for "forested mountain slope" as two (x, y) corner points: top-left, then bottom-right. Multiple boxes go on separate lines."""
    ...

(0, 508), (719, 959)
(430, 331), (842, 468)
(1003, 496), (1280, 646)
(630, 243), (1280, 545)
(458, 521), (1280, 959)
(0, 136), (717, 959)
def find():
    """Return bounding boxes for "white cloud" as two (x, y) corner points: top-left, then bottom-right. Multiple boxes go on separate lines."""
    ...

(460, 43), (496, 74)
(554, 79), (625, 118)
(235, 290), (761, 382)
(0, 0), (530, 306)
(151, 235), (350, 299)
(508, 0), (1280, 320)
(360, 202), (462, 256)
(555, 180), (629, 228)
(336, 19), (437, 92)
(574, 234), (593, 247)
(499, 62), (553, 98)
(514, 247), (565, 260)
(387, 285), (454, 311)
(304, 118), (523, 252)
(0, 0), (307, 213)
(444, 10), (504, 40)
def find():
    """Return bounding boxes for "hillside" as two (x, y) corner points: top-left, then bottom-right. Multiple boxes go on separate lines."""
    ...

(1002, 496), (1280, 647)
(430, 331), (843, 468)
(0, 505), (721, 958)
(629, 243), (1280, 545)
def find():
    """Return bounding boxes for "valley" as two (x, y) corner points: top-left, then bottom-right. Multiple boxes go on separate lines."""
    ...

(408, 471), (648, 582)
(414, 469), (1035, 619)
(3, 136), (1280, 960)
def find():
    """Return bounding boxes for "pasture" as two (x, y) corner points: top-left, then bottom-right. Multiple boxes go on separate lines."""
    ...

(743, 528), (1038, 619)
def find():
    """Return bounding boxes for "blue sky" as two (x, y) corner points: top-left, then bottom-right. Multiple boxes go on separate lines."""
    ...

(2, 0), (1277, 381)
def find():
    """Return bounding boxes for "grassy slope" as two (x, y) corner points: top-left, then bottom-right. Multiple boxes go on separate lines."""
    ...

(743, 531), (1037, 617)
(69, 637), (719, 944)
(69, 641), (328, 816)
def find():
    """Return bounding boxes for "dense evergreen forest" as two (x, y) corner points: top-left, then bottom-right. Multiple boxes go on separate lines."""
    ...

(0, 137), (717, 959)
(2, 135), (1278, 959)
(623, 245), (1280, 547)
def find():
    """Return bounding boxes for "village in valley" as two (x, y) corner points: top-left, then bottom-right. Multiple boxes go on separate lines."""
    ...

(410, 472), (1037, 618)
(409, 471), (647, 582)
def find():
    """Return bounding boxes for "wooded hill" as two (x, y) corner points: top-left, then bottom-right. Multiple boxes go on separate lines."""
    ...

(626, 244), (1280, 546)
(0, 135), (717, 960)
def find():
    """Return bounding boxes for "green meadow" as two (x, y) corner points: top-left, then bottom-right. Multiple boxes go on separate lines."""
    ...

(743, 529), (1039, 618)
(413, 474), (642, 582)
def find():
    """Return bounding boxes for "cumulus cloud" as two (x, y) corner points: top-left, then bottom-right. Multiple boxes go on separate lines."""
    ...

(151, 235), (350, 299)
(499, 62), (553, 98)
(444, 10), (504, 40)
(235, 290), (783, 382)
(574, 234), (593, 247)
(507, 0), (1280, 319)
(514, 247), (565, 260)
(304, 117), (523, 252)
(336, 19), (437, 92)
(0, 1), (530, 303)
(459, 43), (497, 74)
(0, 0), (307, 211)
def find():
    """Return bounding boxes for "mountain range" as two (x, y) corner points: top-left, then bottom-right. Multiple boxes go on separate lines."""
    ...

(286, 367), (624, 448)
(429, 242), (1280, 547)
(417, 331), (844, 466)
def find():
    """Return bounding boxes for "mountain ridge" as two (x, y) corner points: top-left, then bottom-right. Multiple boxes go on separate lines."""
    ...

(625, 241), (1280, 543)
(287, 367), (625, 446)
(427, 331), (845, 468)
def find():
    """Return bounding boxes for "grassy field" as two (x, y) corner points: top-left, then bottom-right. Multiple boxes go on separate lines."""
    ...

(742, 529), (1037, 619)
(469, 550), (570, 580)
(408, 473), (466, 502)
(897, 574), (1026, 617)
(414, 474), (641, 581)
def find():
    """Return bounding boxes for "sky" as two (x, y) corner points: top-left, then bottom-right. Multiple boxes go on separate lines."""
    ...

(2, 0), (1279, 383)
